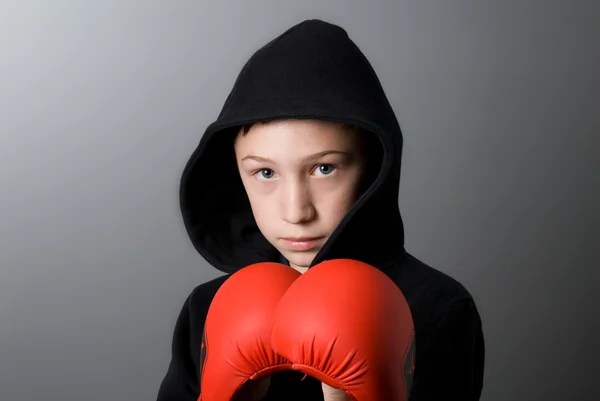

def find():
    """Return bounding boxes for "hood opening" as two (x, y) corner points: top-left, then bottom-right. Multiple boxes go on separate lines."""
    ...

(179, 19), (406, 273)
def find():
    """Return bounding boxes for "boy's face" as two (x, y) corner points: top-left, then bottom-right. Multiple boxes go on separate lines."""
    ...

(234, 119), (366, 273)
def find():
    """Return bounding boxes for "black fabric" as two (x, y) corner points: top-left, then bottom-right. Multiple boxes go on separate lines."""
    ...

(157, 19), (484, 400)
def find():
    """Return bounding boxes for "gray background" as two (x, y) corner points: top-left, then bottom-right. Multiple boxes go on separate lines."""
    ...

(1, 1), (598, 400)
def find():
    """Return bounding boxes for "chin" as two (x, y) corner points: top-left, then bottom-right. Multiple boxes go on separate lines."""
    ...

(282, 252), (316, 269)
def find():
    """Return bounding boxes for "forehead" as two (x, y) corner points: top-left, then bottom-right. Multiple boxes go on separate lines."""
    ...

(234, 119), (361, 154)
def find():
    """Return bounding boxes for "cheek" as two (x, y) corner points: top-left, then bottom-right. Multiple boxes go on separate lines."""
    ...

(316, 182), (359, 222)
(244, 187), (279, 235)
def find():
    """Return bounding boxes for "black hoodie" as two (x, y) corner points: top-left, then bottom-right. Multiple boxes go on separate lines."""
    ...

(156, 19), (484, 401)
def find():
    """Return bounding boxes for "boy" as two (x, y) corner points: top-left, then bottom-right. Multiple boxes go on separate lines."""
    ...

(157, 19), (484, 400)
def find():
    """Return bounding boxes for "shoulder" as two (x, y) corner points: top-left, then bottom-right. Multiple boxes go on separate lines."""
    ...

(384, 252), (482, 339)
(387, 253), (474, 307)
(167, 274), (230, 344)
(185, 274), (230, 319)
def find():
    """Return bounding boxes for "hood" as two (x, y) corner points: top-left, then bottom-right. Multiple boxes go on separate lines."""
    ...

(179, 19), (405, 273)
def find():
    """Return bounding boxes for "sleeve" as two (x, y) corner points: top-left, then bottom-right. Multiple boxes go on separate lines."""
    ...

(409, 297), (485, 401)
(156, 292), (202, 401)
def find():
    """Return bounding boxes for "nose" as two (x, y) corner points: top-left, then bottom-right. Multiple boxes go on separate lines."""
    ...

(280, 179), (316, 224)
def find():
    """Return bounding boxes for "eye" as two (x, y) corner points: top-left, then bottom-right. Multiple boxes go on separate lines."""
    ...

(314, 164), (336, 176)
(255, 168), (275, 181)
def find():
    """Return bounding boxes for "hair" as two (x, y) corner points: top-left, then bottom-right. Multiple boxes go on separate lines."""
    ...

(236, 120), (361, 137)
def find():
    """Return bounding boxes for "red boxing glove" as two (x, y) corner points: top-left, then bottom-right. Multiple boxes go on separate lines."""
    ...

(199, 262), (301, 401)
(271, 259), (415, 401)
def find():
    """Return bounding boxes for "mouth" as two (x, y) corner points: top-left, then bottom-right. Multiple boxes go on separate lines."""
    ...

(279, 236), (325, 252)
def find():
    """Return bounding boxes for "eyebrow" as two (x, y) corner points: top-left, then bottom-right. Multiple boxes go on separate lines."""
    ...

(241, 150), (351, 164)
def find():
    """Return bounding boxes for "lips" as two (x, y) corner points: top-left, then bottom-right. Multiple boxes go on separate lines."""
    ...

(279, 236), (324, 251)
